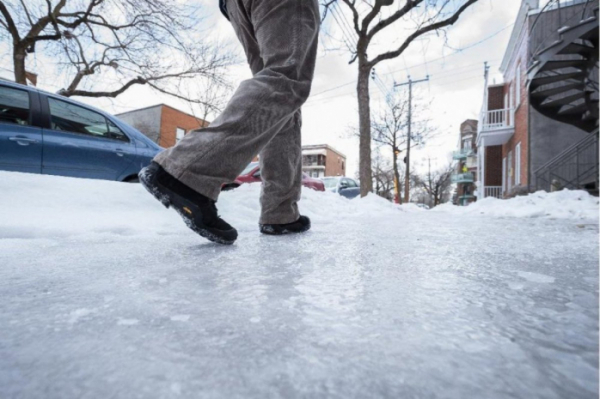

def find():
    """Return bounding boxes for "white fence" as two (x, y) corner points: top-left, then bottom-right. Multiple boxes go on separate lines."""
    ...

(481, 108), (514, 131)
(484, 186), (503, 199)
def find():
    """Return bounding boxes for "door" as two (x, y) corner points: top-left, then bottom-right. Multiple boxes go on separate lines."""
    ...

(42, 96), (136, 180)
(0, 85), (42, 174)
(339, 178), (360, 199)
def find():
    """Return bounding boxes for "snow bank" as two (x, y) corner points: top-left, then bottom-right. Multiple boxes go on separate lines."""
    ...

(1, 171), (597, 245)
(0, 172), (402, 243)
(433, 190), (599, 221)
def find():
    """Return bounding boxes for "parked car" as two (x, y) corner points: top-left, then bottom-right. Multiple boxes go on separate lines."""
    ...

(223, 162), (325, 191)
(0, 80), (162, 182)
(322, 176), (361, 199)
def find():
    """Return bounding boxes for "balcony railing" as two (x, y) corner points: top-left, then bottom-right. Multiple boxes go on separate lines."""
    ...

(480, 108), (515, 131)
(451, 172), (474, 184)
(484, 186), (502, 199)
(452, 148), (474, 160)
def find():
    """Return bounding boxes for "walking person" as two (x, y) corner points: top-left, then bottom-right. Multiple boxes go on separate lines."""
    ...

(139, 0), (320, 245)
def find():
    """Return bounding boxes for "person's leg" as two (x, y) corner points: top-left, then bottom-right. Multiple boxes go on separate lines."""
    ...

(153, 0), (320, 204)
(258, 110), (302, 224)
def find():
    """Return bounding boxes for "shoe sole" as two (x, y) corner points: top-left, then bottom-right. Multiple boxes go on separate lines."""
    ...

(259, 221), (311, 236)
(139, 167), (236, 245)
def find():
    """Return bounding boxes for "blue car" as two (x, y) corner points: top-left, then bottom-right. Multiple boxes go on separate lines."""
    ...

(0, 80), (162, 182)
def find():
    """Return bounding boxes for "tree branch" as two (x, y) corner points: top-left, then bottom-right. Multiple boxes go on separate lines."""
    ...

(0, 1), (20, 41)
(370, 0), (479, 66)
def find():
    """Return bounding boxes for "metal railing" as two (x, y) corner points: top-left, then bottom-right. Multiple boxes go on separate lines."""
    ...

(452, 148), (474, 159)
(480, 108), (515, 131)
(451, 172), (474, 183)
(534, 131), (599, 192)
(484, 186), (503, 199)
(528, 0), (595, 68)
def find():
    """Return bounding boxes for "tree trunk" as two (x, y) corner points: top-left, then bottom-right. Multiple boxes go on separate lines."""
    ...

(13, 47), (27, 85)
(357, 62), (372, 197)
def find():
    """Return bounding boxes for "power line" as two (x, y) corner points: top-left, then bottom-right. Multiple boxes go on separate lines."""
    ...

(309, 21), (514, 98)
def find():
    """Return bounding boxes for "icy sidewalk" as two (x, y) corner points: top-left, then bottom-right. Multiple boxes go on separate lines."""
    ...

(0, 172), (598, 399)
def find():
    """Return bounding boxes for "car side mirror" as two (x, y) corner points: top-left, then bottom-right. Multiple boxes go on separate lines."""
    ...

(253, 171), (261, 178)
(339, 182), (348, 190)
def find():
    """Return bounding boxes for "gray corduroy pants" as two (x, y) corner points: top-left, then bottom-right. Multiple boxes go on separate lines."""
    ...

(154, 0), (320, 224)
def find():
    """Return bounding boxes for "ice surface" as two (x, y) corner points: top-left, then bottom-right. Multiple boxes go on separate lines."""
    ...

(0, 172), (598, 399)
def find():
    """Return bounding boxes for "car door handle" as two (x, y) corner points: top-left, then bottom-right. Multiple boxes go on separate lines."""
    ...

(9, 136), (39, 145)
(115, 148), (125, 157)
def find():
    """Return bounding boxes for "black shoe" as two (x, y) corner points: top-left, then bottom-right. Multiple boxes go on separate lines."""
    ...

(139, 162), (237, 245)
(259, 216), (311, 235)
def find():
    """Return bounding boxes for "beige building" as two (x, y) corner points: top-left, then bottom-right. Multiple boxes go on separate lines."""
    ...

(302, 144), (346, 178)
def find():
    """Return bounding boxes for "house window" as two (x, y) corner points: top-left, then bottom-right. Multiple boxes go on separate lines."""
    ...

(463, 138), (472, 150)
(176, 127), (185, 142)
(515, 63), (521, 107)
(515, 142), (521, 185)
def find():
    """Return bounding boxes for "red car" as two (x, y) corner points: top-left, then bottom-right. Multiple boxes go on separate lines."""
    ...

(222, 162), (325, 191)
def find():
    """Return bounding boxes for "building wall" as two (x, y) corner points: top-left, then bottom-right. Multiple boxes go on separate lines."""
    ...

(115, 106), (162, 143)
(526, 5), (590, 189)
(501, 11), (529, 193)
(324, 148), (346, 176)
(159, 105), (208, 148)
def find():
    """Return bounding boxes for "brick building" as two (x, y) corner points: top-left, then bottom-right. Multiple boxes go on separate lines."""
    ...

(302, 144), (346, 178)
(476, 0), (595, 199)
(116, 104), (208, 148)
(452, 120), (478, 206)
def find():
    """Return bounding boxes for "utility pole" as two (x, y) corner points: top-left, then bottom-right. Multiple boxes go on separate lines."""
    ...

(394, 75), (429, 204)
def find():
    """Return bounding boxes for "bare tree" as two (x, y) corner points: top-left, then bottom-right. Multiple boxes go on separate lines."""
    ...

(372, 150), (396, 201)
(0, 0), (234, 105)
(413, 158), (453, 207)
(372, 89), (436, 203)
(321, 0), (480, 197)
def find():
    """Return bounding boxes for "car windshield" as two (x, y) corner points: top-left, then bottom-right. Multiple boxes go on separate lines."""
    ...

(241, 162), (259, 175)
(322, 177), (340, 189)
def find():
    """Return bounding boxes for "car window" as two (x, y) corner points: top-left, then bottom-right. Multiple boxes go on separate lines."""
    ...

(322, 178), (339, 189)
(0, 86), (30, 126)
(347, 179), (358, 188)
(48, 97), (129, 142)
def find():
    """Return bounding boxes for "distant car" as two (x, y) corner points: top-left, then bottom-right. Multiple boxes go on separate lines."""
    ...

(0, 80), (162, 182)
(223, 162), (325, 191)
(322, 176), (360, 199)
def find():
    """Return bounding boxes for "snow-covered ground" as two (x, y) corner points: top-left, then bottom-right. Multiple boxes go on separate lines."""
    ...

(1, 171), (598, 399)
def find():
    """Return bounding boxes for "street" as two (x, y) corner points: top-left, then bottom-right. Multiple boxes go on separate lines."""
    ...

(0, 172), (598, 399)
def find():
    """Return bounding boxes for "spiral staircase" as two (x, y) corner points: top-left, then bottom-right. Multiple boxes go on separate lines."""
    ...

(528, 1), (599, 193)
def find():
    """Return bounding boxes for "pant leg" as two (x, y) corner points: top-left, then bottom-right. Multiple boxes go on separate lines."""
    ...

(259, 110), (302, 224)
(153, 0), (320, 206)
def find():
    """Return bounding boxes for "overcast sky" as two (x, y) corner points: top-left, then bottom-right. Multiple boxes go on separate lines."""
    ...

(1, 0), (524, 176)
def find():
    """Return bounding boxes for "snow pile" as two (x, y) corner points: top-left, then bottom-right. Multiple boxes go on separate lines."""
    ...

(1, 171), (597, 245)
(0, 171), (401, 243)
(433, 189), (599, 221)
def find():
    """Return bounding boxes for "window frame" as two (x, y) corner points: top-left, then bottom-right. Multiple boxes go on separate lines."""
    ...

(45, 95), (130, 143)
(176, 127), (185, 142)
(515, 63), (521, 108)
(515, 142), (521, 186)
